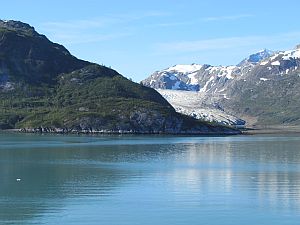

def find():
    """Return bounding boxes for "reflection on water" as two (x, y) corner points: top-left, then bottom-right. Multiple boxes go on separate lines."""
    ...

(0, 133), (300, 224)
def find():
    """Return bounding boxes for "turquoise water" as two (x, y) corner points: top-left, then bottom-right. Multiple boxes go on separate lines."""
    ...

(1, 133), (300, 225)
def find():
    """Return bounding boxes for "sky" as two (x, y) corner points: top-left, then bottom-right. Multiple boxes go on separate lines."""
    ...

(2, 0), (300, 81)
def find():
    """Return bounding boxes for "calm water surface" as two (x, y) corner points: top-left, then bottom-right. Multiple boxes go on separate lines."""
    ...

(1, 133), (300, 225)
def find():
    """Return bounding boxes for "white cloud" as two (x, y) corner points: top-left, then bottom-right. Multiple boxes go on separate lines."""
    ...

(152, 21), (194, 27)
(202, 14), (254, 22)
(155, 32), (300, 55)
(148, 14), (254, 28)
(39, 11), (169, 44)
(42, 20), (109, 31)
(51, 32), (132, 45)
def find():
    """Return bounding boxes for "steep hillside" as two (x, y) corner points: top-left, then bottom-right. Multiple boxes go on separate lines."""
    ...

(223, 46), (300, 125)
(0, 20), (238, 134)
(0, 20), (90, 86)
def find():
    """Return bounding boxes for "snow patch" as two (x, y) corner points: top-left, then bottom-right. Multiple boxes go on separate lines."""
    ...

(282, 49), (300, 60)
(271, 61), (280, 66)
(223, 94), (230, 100)
(224, 66), (236, 79)
(207, 65), (237, 79)
(265, 48), (300, 63)
(187, 72), (198, 85)
(200, 76), (214, 93)
(270, 54), (278, 61)
(165, 64), (203, 74)
(260, 78), (269, 81)
(260, 61), (268, 65)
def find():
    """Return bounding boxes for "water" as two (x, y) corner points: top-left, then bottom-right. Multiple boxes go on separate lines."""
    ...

(1, 133), (300, 225)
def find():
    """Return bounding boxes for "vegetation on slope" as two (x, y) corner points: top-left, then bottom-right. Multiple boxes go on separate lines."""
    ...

(0, 20), (238, 134)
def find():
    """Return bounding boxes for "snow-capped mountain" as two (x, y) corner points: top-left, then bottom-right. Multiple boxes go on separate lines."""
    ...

(144, 64), (202, 91)
(142, 46), (300, 126)
(142, 63), (236, 92)
(238, 49), (275, 66)
(258, 47), (300, 68)
(142, 49), (274, 94)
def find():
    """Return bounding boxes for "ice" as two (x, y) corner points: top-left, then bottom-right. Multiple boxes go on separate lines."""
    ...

(157, 89), (245, 126)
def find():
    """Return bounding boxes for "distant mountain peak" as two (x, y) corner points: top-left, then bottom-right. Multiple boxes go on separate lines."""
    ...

(238, 49), (275, 66)
(164, 64), (203, 74)
(258, 48), (270, 53)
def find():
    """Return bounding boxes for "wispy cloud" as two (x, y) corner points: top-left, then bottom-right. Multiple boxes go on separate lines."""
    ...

(155, 32), (300, 55)
(148, 14), (254, 28)
(42, 20), (109, 31)
(43, 11), (170, 31)
(39, 11), (169, 44)
(202, 14), (254, 22)
(52, 32), (132, 45)
(152, 21), (194, 27)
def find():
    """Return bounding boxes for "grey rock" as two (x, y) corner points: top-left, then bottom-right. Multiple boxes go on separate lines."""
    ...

(143, 47), (300, 126)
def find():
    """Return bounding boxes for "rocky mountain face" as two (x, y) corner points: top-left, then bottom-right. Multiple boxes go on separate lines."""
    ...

(0, 20), (239, 134)
(238, 49), (275, 66)
(0, 20), (90, 86)
(142, 47), (300, 126)
(143, 64), (202, 91)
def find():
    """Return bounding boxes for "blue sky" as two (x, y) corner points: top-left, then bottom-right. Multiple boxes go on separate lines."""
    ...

(2, 0), (300, 81)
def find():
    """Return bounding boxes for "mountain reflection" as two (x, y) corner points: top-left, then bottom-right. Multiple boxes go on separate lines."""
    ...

(166, 138), (300, 211)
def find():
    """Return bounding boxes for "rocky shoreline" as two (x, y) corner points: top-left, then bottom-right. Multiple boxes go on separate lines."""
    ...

(15, 126), (241, 135)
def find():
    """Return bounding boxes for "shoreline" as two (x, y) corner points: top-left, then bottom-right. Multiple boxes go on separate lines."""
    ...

(242, 125), (300, 135)
(0, 128), (241, 136)
(3, 125), (300, 136)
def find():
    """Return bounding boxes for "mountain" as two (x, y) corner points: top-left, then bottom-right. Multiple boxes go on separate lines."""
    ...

(0, 20), (239, 134)
(142, 46), (300, 126)
(238, 49), (274, 66)
(142, 49), (274, 93)
(0, 20), (90, 86)
(222, 46), (300, 125)
(142, 64), (202, 91)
